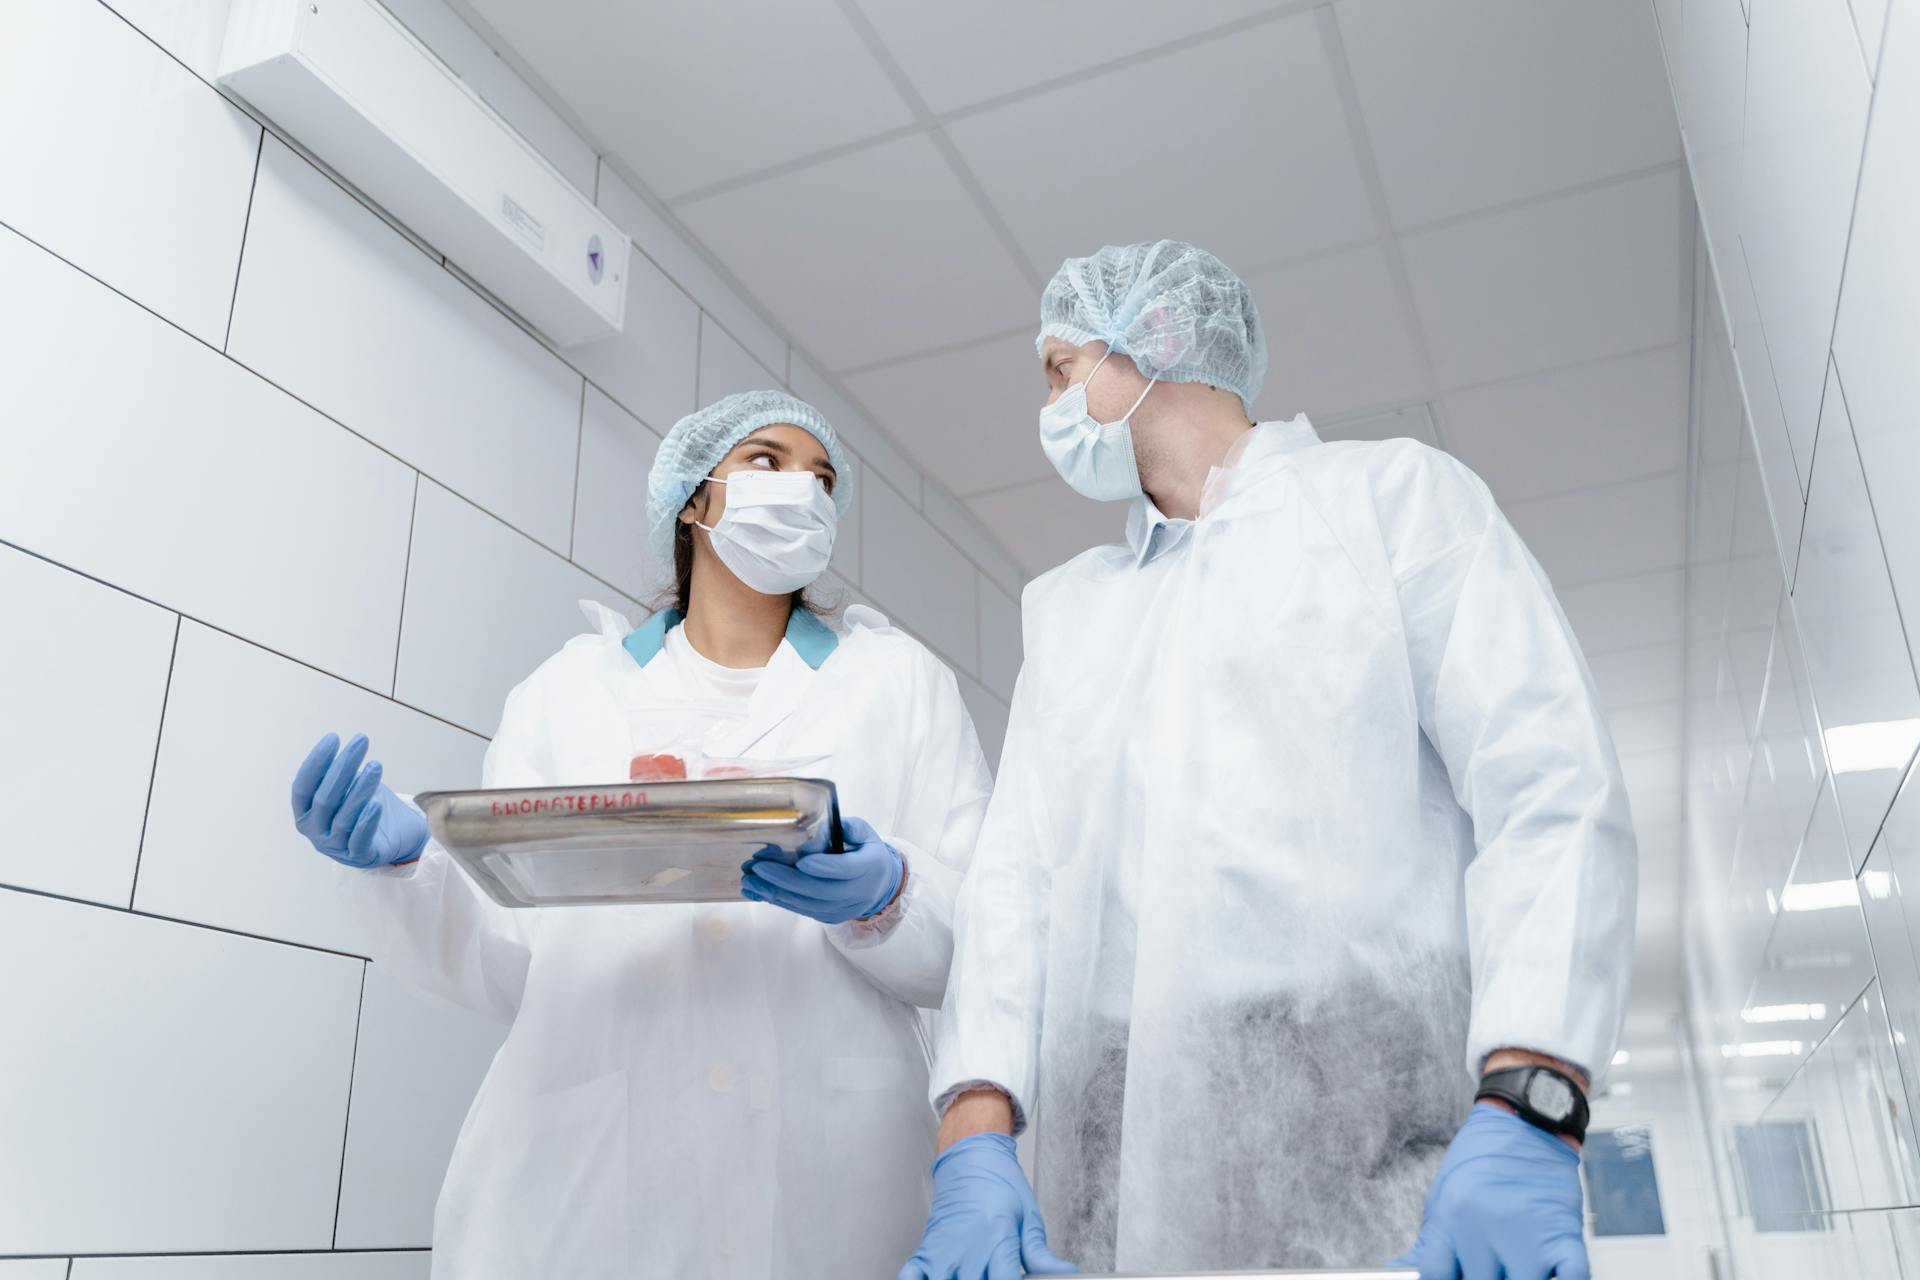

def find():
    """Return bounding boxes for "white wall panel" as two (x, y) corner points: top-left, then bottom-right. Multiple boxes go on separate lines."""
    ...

(1679, 0), (1751, 265)
(134, 623), (486, 956)
(0, 230), (416, 692)
(956, 672), (1010, 774)
(1834, 5), (1920, 677)
(0, 892), (361, 1254)
(572, 386), (668, 604)
(335, 966), (505, 1248)
(862, 476), (978, 674)
(697, 313), (780, 402)
(789, 354), (923, 503)
(826, 455), (864, 589)
(0, 547), (176, 906)
(396, 480), (637, 736)
(977, 576), (1021, 701)
(1739, 0), (1872, 491)
(1793, 361), (1920, 867)
(1859, 766), (1920, 1149)
(0, 1263), (67, 1280)
(0, 0), (260, 346)
(73, 1253), (431, 1280)
(229, 139), (582, 552)
(98, 0), (233, 79)
(922, 485), (1025, 598)
(566, 247), (700, 434)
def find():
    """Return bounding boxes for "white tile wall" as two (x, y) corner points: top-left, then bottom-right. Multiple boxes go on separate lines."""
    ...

(229, 138), (583, 553)
(72, 1255), (431, 1280)
(1739, 0), (1872, 490)
(572, 386), (669, 603)
(1665, 0), (1920, 1262)
(0, 548), (176, 906)
(697, 312), (780, 402)
(395, 480), (638, 735)
(133, 623), (486, 956)
(0, 891), (362, 1253)
(565, 247), (700, 435)
(1, 6), (1025, 1266)
(862, 475), (980, 674)
(829, 454), (865, 588)
(0, 227), (417, 692)
(335, 966), (506, 1248)
(957, 672), (1011, 771)
(0, 0), (261, 346)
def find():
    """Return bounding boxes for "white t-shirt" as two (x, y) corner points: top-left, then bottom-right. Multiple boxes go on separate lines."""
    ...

(627, 624), (767, 760)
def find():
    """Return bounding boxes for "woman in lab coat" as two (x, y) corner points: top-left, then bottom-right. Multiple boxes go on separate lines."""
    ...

(288, 390), (991, 1279)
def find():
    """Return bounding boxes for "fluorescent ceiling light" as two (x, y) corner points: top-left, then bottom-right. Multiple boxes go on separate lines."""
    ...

(1720, 1040), (1804, 1058)
(1779, 879), (1858, 912)
(1612, 1050), (1631, 1066)
(1863, 869), (1894, 900)
(1742, 1003), (1827, 1023)
(1825, 719), (1920, 775)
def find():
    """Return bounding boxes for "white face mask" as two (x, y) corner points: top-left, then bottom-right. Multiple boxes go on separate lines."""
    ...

(1038, 348), (1156, 502)
(695, 469), (838, 595)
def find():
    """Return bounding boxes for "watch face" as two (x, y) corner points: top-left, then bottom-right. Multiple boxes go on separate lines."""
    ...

(1526, 1071), (1577, 1121)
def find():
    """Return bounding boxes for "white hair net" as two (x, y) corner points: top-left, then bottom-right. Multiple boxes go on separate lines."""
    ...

(1037, 240), (1268, 412)
(646, 389), (853, 559)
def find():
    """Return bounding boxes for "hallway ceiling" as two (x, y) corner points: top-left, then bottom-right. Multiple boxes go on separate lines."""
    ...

(450, 0), (1692, 1065)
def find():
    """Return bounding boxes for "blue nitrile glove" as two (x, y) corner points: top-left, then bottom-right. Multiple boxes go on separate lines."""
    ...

(290, 732), (429, 869)
(1390, 1102), (1589, 1279)
(897, 1132), (1075, 1280)
(739, 814), (903, 924)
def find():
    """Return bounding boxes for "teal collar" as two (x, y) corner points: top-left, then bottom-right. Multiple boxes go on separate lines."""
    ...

(622, 607), (839, 671)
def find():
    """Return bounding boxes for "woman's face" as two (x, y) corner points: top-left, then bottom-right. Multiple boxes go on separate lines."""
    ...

(679, 422), (837, 530)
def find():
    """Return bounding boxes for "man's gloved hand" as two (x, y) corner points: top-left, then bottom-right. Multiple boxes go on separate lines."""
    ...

(1391, 1102), (1589, 1279)
(740, 814), (903, 923)
(291, 731), (429, 869)
(897, 1132), (1076, 1280)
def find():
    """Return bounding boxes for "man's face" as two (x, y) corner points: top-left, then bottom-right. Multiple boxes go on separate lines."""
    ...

(1040, 336), (1154, 425)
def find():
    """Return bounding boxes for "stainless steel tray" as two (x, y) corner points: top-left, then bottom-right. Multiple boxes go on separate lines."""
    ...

(415, 778), (843, 908)
(1085, 1272), (1416, 1278)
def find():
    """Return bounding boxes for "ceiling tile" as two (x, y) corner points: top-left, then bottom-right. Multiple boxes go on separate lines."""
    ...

(461, 0), (913, 198)
(1248, 244), (1431, 421)
(1336, 0), (1679, 228)
(678, 135), (1034, 370)
(946, 11), (1375, 276)
(1556, 569), (1684, 655)
(1316, 403), (1440, 448)
(1608, 702), (1683, 759)
(1505, 473), (1684, 586)
(968, 479), (1126, 578)
(845, 331), (1053, 497)
(1586, 643), (1684, 711)
(860, 0), (1294, 114)
(1441, 346), (1685, 504)
(1401, 168), (1684, 387)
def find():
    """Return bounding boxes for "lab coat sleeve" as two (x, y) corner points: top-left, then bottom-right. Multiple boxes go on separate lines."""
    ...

(827, 651), (992, 1010)
(1378, 443), (1636, 1085)
(924, 633), (1054, 1128)
(345, 676), (547, 1025)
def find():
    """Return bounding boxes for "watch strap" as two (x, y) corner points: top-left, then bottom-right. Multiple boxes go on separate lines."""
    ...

(1476, 1064), (1590, 1143)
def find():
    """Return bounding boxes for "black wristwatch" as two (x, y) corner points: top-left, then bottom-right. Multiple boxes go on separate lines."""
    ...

(1476, 1064), (1589, 1144)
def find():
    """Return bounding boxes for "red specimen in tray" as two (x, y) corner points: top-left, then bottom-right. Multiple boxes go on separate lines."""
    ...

(629, 753), (689, 783)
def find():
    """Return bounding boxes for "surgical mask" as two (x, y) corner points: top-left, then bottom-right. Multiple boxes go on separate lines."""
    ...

(695, 469), (837, 594)
(1038, 348), (1156, 502)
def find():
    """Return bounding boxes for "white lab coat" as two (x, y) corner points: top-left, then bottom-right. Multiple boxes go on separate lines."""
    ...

(353, 603), (990, 1279)
(931, 419), (1636, 1271)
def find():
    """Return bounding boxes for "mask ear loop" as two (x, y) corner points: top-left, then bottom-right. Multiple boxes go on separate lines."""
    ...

(692, 472), (729, 534)
(1085, 346), (1157, 420)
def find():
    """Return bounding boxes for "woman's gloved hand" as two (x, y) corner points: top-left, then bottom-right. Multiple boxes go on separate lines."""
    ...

(897, 1132), (1075, 1280)
(290, 731), (429, 869)
(740, 814), (902, 923)
(1390, 1102), (1589, 1279)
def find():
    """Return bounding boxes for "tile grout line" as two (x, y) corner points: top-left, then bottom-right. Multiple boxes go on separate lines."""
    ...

(222, 127), (268, 353)
(331, 961), (370, 1249)
(2, 881), (374, 964)
(0, 535), (489, 743)
(569, 380), (587, 562)
(17, 1248), (430, 1260)
(126, 615), (183, 912)
(1312, 5), (1443, 446)
(391, 472), (422, 698)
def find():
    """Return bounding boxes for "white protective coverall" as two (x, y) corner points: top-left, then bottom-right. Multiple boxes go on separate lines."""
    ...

(354, 602), (990, 1279)
(931, 418), (1636, 1271)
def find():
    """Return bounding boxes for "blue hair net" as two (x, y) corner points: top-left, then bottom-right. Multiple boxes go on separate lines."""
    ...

(1037, 240), (1268, 412)
(646, 390), (853, 560)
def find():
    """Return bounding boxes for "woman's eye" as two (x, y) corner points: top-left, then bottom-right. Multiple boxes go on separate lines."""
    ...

(749, 454), (775, 468)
